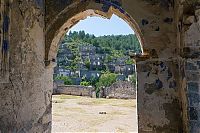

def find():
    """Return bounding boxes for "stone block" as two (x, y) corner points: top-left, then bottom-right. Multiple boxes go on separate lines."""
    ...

(186, 72), (200, 81)
(188, 82), (199, 93)
(195, 9), (200, 17)
(196, 61), (200, 69)
(188, 92), (199, 107)
(42, 113), (51, 124)
(184, 16), (195, 25)
(91, 91), (96, 98)
(189, 107), (198, 120)
(185, 62), (197, 70)
(189, 121), (199, 133)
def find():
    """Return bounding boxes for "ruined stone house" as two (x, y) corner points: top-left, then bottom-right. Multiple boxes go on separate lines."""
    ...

(0, 0), (200, 132)
(89, 54), (105, 70)
(79, 45), (96, 61)
(79, 69), (101, 80)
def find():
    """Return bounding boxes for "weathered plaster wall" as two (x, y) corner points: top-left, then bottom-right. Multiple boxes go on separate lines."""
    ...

(0, 0), (52, 132)
(136, 60), (182, 132)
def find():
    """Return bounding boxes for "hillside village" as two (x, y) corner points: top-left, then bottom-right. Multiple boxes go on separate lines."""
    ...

(53, 31), (140, 88)
(54, 44), (135, 85)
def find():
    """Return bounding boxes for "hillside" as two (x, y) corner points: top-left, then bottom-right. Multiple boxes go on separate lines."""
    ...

(62, 31), (141, 54)
(54, 31), (140, 87)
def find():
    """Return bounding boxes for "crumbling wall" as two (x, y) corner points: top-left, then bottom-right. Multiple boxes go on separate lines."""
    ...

(53, 85), (93, 97)
(104, 81), (136, 99)
(0, 0), (52, 132)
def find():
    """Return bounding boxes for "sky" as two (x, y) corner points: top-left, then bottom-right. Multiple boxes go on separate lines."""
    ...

(68, 14), (135, 36)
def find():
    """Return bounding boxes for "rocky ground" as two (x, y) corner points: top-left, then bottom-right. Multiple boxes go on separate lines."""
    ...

(52, 95), (138, 132)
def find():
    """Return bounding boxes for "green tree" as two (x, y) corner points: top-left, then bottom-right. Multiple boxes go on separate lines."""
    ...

(105, 55), (112, 63)
(80, 81), (90, 86)
(130, 74), (137, 86)
(126, 58), (134, 65)
(84, 57), (90, 70)
(89, 77), (99, 86)
(55, 76), (73, 85)
(96, 72), (117, 89)
(95, 72), (117, 97)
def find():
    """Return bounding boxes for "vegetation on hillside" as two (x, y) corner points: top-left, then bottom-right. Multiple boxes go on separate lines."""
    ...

(96, 72), (117, 93)
(55, 76), (73, 85)
(56, 31), (140, 88)
(62, 31), (141, 54)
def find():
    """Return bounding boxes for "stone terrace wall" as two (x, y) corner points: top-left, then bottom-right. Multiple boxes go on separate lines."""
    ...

(54, 85), (94, 97)
(104, 81), (136, 99)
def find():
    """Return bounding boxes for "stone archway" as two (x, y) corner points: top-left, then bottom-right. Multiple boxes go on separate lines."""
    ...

(45, 0), (184, 132)
(46, 1), (143, 131)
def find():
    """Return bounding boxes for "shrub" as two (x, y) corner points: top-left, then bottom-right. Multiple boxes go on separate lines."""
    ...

(96, 72), (117, 89)
(129, 74), (136, 86)
(80, 81), (90, 86)
(55, 76), (73, 85)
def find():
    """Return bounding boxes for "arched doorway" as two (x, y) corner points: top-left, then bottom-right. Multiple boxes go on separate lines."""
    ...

(45, 1), (183, 132)
(46, 1), (144, 132)
(52, 13), (141, 132)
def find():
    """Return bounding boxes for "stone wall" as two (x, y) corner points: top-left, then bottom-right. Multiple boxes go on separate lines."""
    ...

(0, 0), (52, 132)
(104, 81), (136, 99)
(53, 85), (94, 97)
(181, 8), (200, 133)
(136, 59), (182, 132)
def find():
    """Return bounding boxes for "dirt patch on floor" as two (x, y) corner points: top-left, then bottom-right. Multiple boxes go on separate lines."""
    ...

(52, 95), (138, 132)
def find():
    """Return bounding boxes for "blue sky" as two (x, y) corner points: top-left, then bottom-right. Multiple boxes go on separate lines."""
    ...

(68, 14), (135, 36)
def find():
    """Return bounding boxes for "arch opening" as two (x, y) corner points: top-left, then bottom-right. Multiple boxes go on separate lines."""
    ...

(52, 14), (140, 132)
(49, 2), (144, 132)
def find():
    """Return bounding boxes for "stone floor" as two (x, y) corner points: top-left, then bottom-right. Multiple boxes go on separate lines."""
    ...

(52, 95), (138, 132)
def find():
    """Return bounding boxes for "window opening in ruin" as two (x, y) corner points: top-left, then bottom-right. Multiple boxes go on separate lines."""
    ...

(52, 14), (141, 132)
